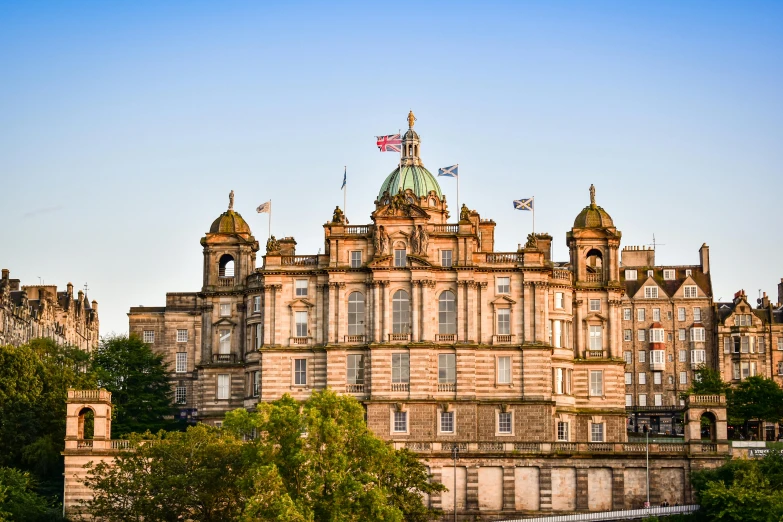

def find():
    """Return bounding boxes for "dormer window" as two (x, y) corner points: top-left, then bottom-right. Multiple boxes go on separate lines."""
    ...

(684, 285), (697, 298)
(685, 269), (692, 277)
(663, 269), (675, 280)
(625, 269), (637, 280)
(736, 314), (752, 326)
(644, 287), (658, 299)
(647, 270), (654, 277)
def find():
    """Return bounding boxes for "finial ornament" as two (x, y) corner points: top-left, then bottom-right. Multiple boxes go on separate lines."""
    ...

(229, 190), (235, 211)
(589, 184), (596, 206)
(407, 110), (416, 129)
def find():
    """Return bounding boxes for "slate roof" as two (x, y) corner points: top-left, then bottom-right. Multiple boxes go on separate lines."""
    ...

(621, 265), (712, 298)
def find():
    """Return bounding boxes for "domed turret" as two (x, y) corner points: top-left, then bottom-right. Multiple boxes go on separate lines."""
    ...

(573, 184), (614, 228)
(377, 111), (442, 199)
(209, 189), (252, 235)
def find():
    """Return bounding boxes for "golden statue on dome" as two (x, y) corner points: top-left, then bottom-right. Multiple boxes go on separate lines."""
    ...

(407, 110), (416, 128)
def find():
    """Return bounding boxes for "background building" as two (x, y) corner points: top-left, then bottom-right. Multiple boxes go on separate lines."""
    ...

(0, 268), (99, 351)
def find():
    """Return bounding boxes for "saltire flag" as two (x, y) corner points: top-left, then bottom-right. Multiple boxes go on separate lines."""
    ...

(438, 165), (459, 178)
(513, 198), (534, 211)
(341, 168), (346, 189)
(256, 200), (271, 213)
(376, 134), (402, 152)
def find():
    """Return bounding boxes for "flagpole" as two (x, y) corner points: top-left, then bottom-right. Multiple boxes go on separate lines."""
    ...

(269, 199), (272, 241)
(343, 166), (347, 219)
(457, 163), (460, 216)
(532, 196), (535, 236)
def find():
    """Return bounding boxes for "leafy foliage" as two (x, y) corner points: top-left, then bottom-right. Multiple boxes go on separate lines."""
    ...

(725, 376), (783, 427)
(689, 366), (729, 395)
(225, 389), (445, 522)
(0, 466), (62, 521)
(91, 335), (181, 436)
(81, 425), (249, 522)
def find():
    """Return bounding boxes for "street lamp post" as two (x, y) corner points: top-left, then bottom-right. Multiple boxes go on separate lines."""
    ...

(645, 424), (650, 508)
(452, 445), (460, 522)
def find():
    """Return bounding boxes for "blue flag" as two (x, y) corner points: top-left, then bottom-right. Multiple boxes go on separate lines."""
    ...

(438, 165), (459, 178)
(513, 198), (533, 211)
(341, 168), (346, 189)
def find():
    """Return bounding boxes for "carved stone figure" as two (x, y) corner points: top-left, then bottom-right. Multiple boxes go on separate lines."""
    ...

(374, 226), (389, 255)
(460, 204), (470, 222)
(266, 235), (281, 254)
(590, 184), (596, 206)
(332, 206), (346, 224)
(409, 226), (420, 255)
(408, 110), (416, 128)
(417, 225), (429, 255)
(525, 232), (538, 248)
(229, 190), (235, 211)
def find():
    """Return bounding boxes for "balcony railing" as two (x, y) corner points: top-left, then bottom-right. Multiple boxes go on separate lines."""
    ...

(111, 440), (131, 450)
(486, 253), (521, 264)
(584, 273), (603, 283)
(76, 440), (94, 449)
(432, 224), (460, 233)
(553, 442), (578, 452)
(290, 337), (311, 346)
(514, 442), (541, 452)
(405, 442), (431, 452)
(344, 335), (366, 343)
(437, 383), (456, 392)
(281, 256), (318, 267)
(687, 394), (726, 405)
(388, 333), (410, 342)
(436, 333), (456, 343)
(552, 269), (572, 281)
(588, 443), (613, 452)
(345, 225), (370, 235)
(345, 383), (365, 393)
(391, 382), (409, 392)
(586, 349), (606, 359)
(212, 353), (237, 364)
(478, 442), (504, 451)
(493, 334), (514, 344)
(68, 389), (111, 401)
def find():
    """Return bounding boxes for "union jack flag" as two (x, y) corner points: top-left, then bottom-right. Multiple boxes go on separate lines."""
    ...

(376, 134), (402, 153)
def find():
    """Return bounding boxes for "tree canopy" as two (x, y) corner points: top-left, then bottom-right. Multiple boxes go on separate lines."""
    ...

(0, 466), (61, 522)
(725, 376), (783, 428)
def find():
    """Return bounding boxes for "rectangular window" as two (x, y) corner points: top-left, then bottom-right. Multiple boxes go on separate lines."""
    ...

(625, 372), (633, 385)
(589, 299), (601, 312)
(679, 328), (686, 341)
(723, 336), (731, 354)
(176, 352), (187, 373)
(741, 361), (750, 379)
(497, 309), (511, 335)
(438, 353), (456, 384)
(690, 328), (705, 342)
(778, 338), (783, 351)
(663, 269), (675, 280)
(218, 329), (231, 354)
(651, 329), (665, 343)
(217, 374), (230, 400)
(638, 394), (647, 406)
(220, 303), (231, 316)
(351, 251), (362, 268)
(678, 307), (686, 321)
(555, 292), (564, 309)
(736, 314), (751, 326)
(693, 307), (701, 322)
(497, 277), (510, 294)
(637, 329), (646, 342)
(590, 423), (604, 442)
(647, 270), (654, 277)
(650, 350), (665, 366)
(393, 411), (407, 432)
(557, 421), (569, 441)
(624, 308), (632, 321)
(253, 296), (261, 313)
(177, 329), (188, 343)
(566, 369), (572, 395)
(498, 356), (512, 384)
(758, 337), (766, 353)
(440, 411), (454, 433)
(294, 358), (307, 385)
(654, 394), (662, 406)
(295, 311), (308, 337)
(778, 362), (783, 375)
(626, 269), (637, 280)
(625, 394), (633, 406)
(624, 351), (633, 364)
(644, 287), (658, 299)
(733, 362), (741, 380)
(295, 279), (308, 297)
(498, 412), (512, 434)
(552, 320), (562, 348)
(638, 372), (646, 385)
(638, 309), (645, 322)
(639, 351), (646, 363)
(176, 386), (186, 404)
(255, 323), (262, 350)
(653, 308), (660, 321)
(252, 371), (260, 397)
(441, 250), (453, 268)
(740, 336), (749, 353)
(624, 329), (632, 342)
(394, 249), (407, 267)
(392, 353), (410, 384)
(347, 354), (365, 385)
(653, 371), (662, 385)
(684, 285), (697, 298)
(679, 349), (687, 362)
(143, 330), (155, 343)
(589, 325), (602, 350)
(554, 367), (564, 394)
(679, 371), (687, 384)
(589, 370), (603, 396)
(691, 349), (706, 364)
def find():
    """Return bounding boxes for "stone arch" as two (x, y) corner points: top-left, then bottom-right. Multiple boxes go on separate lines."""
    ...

(218, 253), (235, 278)
(700, 411), (718, 441)
(77, 406), (95, 440)
(585, 248), (603, 273)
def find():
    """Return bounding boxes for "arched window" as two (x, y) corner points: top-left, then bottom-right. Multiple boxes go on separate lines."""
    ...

(392, 290), (410, 334)
(77, 407), (95, 440)
(438, 291), (456, 335)
(585, 249), (602, 273)
(347, 292), (365, 335)
(218, 254), (235, 278)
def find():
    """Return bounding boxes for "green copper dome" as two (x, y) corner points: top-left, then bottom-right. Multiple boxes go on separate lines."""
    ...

(377, 165), (442, 200)
(573, 204), (614, 228)
(210, 210), (252, 235)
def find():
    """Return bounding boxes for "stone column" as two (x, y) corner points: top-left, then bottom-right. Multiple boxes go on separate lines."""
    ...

(411, 281), (420, 342)
(456, 281), (466, 342)
(467, 281), (477, 343)
(608, 299), (620, 358)
(273, 284), (282, 345)
(371, 282), (380, 343)
(523, 282), (532, 343)
(575, 299), (584, 357)
(315, 283), (324, 345)
(421, 281), (433, 341)
(366, 280), (374, 343)
(478, 282), (487, 343)
(381, 281), (390, 342)
(263, 286), (272, 345)
(335, 282), (344, 343)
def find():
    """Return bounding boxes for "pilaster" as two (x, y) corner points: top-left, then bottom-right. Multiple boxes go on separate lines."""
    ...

(411, 280), (420, 342)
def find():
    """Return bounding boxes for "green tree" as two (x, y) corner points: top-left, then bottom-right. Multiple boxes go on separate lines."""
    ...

(689, 366), (729, 395)
(0, 467), (61, 521)
(225, 389), (445, 522)
(726, 376), (783, 430)
(81, 425), (249, 522)
(91, 335), (180, 436)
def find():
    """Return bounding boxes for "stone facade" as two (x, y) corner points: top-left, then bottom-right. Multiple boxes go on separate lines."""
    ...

(0, 268), (99, 351)
(127, 114), (731, 518)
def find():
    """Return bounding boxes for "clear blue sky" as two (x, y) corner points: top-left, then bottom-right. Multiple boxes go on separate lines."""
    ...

(1, 1), (781, 336)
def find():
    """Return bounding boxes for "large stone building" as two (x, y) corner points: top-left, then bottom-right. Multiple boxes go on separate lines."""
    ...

(0, 268), (99, 351)
(127, 113), (730, 517)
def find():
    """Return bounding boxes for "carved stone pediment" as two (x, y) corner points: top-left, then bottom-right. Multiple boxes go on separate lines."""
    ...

(372, 190), (431, 219)
(212, 317), (237, 327)
(407, 254), (432, 267)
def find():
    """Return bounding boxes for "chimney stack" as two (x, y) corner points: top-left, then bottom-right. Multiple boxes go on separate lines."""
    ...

(699, 243), (710, 274)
